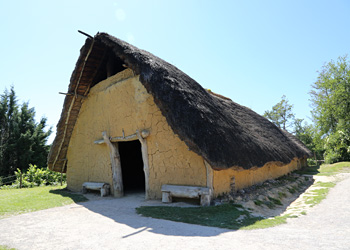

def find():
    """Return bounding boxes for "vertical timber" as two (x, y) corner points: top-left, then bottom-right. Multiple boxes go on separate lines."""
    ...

(136, 130), (150, 199)
(102, 131), (124, 197)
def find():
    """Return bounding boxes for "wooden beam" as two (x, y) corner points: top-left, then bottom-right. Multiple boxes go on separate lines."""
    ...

(94, 129), (150, 144)
(78, 30), (93, 39)
(204, 160), (213, 199)
(102, 131), (123, 197)
(52, 39), (95, 170)
(59, 92), (86, 99)
(136, 130), (150, 199)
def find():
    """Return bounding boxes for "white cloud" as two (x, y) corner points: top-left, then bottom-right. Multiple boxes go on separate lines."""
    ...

(115, 8), (126, 21)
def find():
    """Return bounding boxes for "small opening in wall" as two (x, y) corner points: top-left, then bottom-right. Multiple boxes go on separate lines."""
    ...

(91, 50), (126, 86)
(118, 140), (145, 195)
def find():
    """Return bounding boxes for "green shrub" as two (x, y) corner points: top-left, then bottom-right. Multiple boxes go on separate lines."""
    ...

(323, 126), (350, 164)
(307, 158), (317, 166)
(1, 164), (65, 189)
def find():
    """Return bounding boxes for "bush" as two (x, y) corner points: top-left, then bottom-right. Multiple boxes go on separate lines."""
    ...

(324, 128), (350, 164)
(307, 158), (317, 166)
(1, 164), (66, 189)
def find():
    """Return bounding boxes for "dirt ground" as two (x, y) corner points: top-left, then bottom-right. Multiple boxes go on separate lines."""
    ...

(0, 174), (349, 250)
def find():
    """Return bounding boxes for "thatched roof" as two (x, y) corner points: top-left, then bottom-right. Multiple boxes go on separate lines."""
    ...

(48, 32), (312, 172)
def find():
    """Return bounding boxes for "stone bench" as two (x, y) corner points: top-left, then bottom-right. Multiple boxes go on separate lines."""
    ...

(82, 182), (110, 197)
(161, 184), (211, 206)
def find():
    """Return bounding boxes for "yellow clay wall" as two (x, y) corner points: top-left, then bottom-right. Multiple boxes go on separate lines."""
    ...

(212, 157), (307, 197)
(66, 68), (308, 200)
(66, 69), (207, 198)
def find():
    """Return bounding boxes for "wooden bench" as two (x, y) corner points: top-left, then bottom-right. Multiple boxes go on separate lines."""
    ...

(161, 184), (211, 206)
(82, 182), (110, 197)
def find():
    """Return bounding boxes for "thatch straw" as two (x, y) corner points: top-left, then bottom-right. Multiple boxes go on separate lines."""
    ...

(48, 32), (311, 172)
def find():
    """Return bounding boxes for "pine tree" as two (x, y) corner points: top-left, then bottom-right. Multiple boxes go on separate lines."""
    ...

(0, 86), (52, 176)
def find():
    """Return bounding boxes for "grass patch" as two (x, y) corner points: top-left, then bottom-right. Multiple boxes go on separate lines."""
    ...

(317, 162), (350, 176)
(0, 246), (16, 250)
(137, 203), (295, 230)
(295, 165), (320, 175)
(0, 185), (88, 219)
(304, 182), (336, 207)
(242, 214), (297, 230)
(278, 191), (287, 198)
(137, 203), (263, 230)
(287, 186), (297, 194)
(268, 197), (283, 206)
(296, 162), (350, 176)
(254, 200), (263, 206)
(314, 182), (336, 188)
(262, 200), (275, 209)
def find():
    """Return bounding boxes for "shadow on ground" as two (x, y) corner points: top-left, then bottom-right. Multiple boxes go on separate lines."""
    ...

(54, 171), (318, 237)
(79, 192), (232, 237)
(49, 188), (88, 203)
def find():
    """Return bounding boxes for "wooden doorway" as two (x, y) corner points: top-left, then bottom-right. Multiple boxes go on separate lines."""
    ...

(118, 140), (145, 195)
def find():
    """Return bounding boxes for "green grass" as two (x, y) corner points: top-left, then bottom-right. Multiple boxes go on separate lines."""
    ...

(268, 196), (283, 206)
(0, 246), (16, 250)
(287, 186), (297, 194)
(296, 161), (350, 176)
(254, 200), (263, 206)
(137, 204), (298, 230)
(241, 214), (298, 230)
(137, 203), (263, 230)
(317, 162), (350, 176)
(304, 182), (336, 207)
(0, 185), (88, 219)
(278, 191), (287, 199)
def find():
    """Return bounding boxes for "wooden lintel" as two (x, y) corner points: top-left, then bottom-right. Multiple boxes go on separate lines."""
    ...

(94, 129), (150, 144)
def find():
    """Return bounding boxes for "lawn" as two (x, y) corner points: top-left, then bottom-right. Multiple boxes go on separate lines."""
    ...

(0, 246), (16, 250)
(137, 162), (350, 230)
(0, 185), (88, 219)
(137, 203), (263, 230)
(295, 161), (350, 176)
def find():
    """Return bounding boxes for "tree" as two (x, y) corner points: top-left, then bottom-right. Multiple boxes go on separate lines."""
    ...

(0, 86), (52, 176)
(293, 118), (324, 160)
(294, 119), (313, 148)
(263, 95), (295, 131)
(310, 55), (350, 163)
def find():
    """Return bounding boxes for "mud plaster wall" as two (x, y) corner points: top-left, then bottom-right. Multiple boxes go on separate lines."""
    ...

(212, 157), (307, 196)
(66, 69), (207, 198)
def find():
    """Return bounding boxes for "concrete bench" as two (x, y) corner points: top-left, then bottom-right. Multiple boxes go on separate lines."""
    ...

(161, 184), (211, 206)
(82, 182), (110, 197)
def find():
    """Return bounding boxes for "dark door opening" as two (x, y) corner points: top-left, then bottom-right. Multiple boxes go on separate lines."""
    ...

(118, 140), (145, 195)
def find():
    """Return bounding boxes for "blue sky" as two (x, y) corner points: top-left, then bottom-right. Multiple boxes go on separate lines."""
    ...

(1, 0), (350, 143)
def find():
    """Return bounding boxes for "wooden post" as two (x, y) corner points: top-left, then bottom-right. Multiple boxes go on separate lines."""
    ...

(136, 130), (150, 199)
(204, 160), (213, 200)
(102, 131), (124, 197)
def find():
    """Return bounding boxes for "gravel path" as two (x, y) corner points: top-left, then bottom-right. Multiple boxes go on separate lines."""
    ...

(1, 174), (349, 250)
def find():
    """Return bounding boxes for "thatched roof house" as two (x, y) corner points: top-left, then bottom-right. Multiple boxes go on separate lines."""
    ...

(48, 32), (311, 202)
